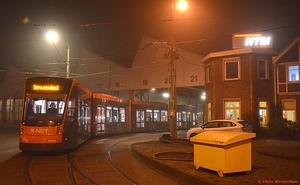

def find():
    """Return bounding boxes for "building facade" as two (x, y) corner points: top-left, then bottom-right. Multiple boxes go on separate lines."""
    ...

(201, 48), (277, 132)
(201, 36), (300, 133)
(273, 37), (300, 123)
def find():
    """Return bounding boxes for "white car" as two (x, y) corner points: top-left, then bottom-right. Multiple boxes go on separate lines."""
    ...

(187, 120), (250, 141)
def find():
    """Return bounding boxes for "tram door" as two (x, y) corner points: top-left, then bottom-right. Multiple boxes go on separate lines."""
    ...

(96, 105), (105, 133)
(136, 109), (145, 129)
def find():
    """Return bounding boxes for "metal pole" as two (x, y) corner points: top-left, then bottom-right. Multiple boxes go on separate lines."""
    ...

(66, 43), (70, 78)
(169, 1), (177, 138)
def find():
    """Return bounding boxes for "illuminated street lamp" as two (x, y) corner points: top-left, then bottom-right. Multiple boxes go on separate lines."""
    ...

(168, 0), (188, 138)
(176, 0), (188, 11)
(46, 31), (70, 78)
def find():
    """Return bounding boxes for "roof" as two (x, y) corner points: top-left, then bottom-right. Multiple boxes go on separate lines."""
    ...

(272, 37), (300, 64)
(200, 47), (277, 63)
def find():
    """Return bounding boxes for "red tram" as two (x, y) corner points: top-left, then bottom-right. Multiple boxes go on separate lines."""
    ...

(20, 77), (196, 152)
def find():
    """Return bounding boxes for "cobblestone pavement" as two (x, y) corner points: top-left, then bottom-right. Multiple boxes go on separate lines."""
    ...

(131, 134), (300, 185)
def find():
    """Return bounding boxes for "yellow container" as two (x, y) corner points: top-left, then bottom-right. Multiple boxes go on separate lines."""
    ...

(190, 131), (256, 177)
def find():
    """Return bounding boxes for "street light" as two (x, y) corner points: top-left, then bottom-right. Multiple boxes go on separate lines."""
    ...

(46, 31), (70, 78)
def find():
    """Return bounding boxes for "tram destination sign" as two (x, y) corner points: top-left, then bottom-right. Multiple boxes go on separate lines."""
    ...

(32, 84), (63, 92)
(232, 33), (273, 49)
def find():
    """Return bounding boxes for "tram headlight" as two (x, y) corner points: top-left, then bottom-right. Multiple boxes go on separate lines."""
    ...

(56, 125), (62, 134)
(20, 126), (24, 134)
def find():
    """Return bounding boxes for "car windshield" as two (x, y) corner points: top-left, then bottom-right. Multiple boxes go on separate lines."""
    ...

(23, 93), (67, 126)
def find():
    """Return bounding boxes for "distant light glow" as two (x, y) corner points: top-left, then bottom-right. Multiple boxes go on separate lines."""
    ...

(176, 0), (188, 11)
(234, 34), (262, 37)
(201, 92), (206, 100)
(46, 31), (59, 42)
(163, 93), (169, 98)
(23, 17), (30, 24)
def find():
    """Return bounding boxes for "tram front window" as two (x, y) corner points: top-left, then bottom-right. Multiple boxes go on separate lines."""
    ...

(24, 93), (67, 126)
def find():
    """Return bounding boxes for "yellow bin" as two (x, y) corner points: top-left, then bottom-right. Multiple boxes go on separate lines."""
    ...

(190, 131), (256, 177)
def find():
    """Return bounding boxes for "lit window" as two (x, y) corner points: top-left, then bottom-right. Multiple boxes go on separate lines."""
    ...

(282, 99), (296, 122)
(288, 65), (299, 81)
(224, 101), (240, 120)
(259, 100), (269, 127)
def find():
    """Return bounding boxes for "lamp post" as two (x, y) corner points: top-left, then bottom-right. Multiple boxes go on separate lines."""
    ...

(46, 31), (70, 78)
(168, 0), (188, 138)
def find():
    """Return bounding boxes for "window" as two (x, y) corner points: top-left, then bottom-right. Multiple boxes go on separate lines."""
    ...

(182, 111), (187, 121)
(14, 99), (22, 122)
(106, 106), (112, 123)
(6, 99), (13, 122)
(204, 121), (218, 128)
(224, 100), (240, 120)
(282, 99), (296, 122)
(161, 110), (168, 122)
(120, 108), (125, 122)
(177, 112), (182, 126)
(136, 110), (145, 128)
(146, 109), (153, 122)
(258, 59), (268, 79)
(153, 110), (160, 122)
(96, 105), (105, 132)
(223, 57), (240, 81)
(206, 64), (211, 83)
(192, 112), (196, 125)
(112, 107), (119, 122)
(207, 101), (211, 122)
(288, 65), (299, 81)
(259, 100), (269, 127)
(277, 63), (300, 94)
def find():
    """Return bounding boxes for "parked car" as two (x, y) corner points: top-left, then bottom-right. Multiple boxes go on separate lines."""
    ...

(186, 119), (252, 141)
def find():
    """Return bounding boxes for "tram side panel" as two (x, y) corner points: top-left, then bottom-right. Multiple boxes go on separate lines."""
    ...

(176, 105), (197, 130)
(92, 93), (127, 136)
(130, 101), (169, 132)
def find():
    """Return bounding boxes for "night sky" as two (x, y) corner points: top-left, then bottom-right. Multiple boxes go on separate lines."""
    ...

(0, 0), (300, 80)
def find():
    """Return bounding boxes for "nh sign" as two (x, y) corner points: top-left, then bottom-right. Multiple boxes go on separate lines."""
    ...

(232, 33), (273, 49)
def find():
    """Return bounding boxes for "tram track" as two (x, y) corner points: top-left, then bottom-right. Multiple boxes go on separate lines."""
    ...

(70, 133), (181, 185)
(5, 133), (182, 185)
(23, 153), (73, 185)
(70, 134), (141, 185)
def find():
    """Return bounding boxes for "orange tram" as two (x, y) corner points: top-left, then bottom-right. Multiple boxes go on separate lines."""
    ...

(20, 77), (196, 152)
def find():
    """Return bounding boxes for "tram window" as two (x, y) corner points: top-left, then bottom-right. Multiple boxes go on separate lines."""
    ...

(107, 106), (112, 123)
(177, 112), (182, 121)
(161, 110), (168, 122)
(154, 110), (160, 122)
(136, 110), (144, 122)
(120, 108), (125, 122)
(113, 107), (119, 122)
(146, 109), (153, 122)
(187, 112), (191, 121)
(182, 111), (187, 121)
(177, 112), (182, 126)
(97, 106), (105, 123)
(136, 110), (145, 128)
(65, 99), (75, 122)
